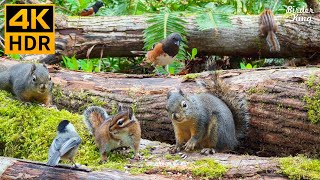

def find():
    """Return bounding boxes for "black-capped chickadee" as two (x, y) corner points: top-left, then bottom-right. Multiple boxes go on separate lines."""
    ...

(47, 120), (82, 167)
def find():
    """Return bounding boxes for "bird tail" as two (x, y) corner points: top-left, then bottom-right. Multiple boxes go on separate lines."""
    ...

(130, 51), (147, 55)
(46, 152), (61, 166)
(83, 106), (110, 135)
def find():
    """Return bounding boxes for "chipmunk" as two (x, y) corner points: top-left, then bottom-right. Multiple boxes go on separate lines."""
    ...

(167, 71), (250, 155)
(83, 105), (141, 163)
(260, 8), (280, 52)
(0, 63), (53, 105)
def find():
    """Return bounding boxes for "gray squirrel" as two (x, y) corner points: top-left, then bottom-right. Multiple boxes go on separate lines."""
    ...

(0, 63), (53, 105)
(167, 76), (249, 154)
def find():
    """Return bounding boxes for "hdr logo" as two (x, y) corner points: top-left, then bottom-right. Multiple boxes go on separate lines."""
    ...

(5, 5), (55, 54)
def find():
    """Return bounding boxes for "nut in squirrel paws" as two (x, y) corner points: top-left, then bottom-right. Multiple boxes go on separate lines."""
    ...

(183, 138), (197, 152)
(200, 148), (216, 155)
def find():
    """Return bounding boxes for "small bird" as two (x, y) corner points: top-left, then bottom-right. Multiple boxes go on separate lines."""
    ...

(146, 33), (182, 74)
(47, 120), (82, 167)
(78, 1), (104, 16)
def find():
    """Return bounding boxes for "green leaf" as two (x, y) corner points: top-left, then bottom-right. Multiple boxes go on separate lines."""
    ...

(240, 62), (246, 69)
(9, 54), (20, 60)
(246, 63), (252, 69)
(191, 48), (198, 60)
(253, 64), (257, 68)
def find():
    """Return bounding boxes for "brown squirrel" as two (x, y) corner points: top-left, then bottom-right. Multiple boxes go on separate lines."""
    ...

(83, 105), (141, 163)
(167, 75), (249, 154)
(0, 63), (53, 105)
(260, 8), (280, 52)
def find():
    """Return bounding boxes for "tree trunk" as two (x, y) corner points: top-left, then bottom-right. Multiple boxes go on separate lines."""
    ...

(0, 60), (319, 157)
(41, 14), (320, 64)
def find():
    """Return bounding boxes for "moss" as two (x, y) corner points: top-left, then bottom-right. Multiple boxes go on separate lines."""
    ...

(52, 86), (106, 113)
(130, 163), (154, 175)
(182, 73), (200, 81)
(303, 75), (320, 124)
(279, 155), (320, 180)
(164, 154), (182, 160)
(247, 87), (266, 95)
(0, 90), (129, 170)
(190, 158), (228, 179)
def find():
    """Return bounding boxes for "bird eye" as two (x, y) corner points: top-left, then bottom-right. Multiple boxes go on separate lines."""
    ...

(181, 101), (187, 108)
(32, 75), (36, 82)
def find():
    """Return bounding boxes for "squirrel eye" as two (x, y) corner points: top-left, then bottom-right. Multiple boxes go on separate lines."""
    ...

(32, 75), (36, 82)
(181, 101), (187, 108)
(117, 120), (123, 126)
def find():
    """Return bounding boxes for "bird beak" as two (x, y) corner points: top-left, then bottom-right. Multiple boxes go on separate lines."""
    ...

(174, 41), (180, 46)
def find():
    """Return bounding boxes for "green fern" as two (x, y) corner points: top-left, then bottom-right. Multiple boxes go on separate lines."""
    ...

(143, 12), (187, 60)
(196, 3), (234, 31)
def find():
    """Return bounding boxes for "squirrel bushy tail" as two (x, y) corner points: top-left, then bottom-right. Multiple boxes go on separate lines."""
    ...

(196, 73), (250, 141)
(83, 106), (110, 135)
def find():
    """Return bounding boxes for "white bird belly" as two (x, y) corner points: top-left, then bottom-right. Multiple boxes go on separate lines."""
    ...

(155, 54), (175, 66)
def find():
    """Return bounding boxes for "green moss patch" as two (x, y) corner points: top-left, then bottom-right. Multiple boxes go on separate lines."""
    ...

(182, 73), (200, 81)
(190, 158), (228, 179)
(279, 155), (320, 180)
(304, 75), (320, 124)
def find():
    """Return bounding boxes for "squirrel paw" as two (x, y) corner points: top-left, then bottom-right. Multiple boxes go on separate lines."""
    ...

(184, 139), (197, 151)
(200, 148), (216, 155)
(132, 154), (142, 161)
(178, 152), (188, 159)
(169, 146), (182, 154)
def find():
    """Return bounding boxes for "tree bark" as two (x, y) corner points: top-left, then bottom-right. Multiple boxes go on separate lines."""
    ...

(0, 60), (319, 157)
(51, 67), (320, 157)
(0, 153), (287, 179)
(42, 14), (320, 64)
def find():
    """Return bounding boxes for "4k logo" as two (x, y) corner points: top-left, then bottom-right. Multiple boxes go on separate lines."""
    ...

(5, 5), (55, 54)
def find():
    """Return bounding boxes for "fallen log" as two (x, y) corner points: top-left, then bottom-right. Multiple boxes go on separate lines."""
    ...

(0, 60), (320, 157)
(0, 151), (287, 179)
(40, 13), (320, 64)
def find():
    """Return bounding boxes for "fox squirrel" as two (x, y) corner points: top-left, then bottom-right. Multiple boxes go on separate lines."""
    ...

(83, 105), (141, 163)
(0, 63), (53, 105)
(259, 8), (280, 52)
(167, 74), (249, 154)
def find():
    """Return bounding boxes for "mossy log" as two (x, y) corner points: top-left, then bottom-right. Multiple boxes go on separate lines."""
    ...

(0, 60), (320, 157)
(0, 154), (287, 179)
(39, 14), (320, 64)
(51, 67), (320, 157)
(0, 157), (142, 179)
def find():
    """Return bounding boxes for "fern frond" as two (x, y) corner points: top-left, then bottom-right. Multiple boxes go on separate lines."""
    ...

(143, 12), (187, 60)
(196, 4), (234, 31)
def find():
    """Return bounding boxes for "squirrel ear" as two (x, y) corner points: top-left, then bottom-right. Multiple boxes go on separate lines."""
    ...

(30, 63), (36, 74)
(127, 107), (134, 119)
(42, 62), (47, 69)
(117, 104), (124, 112)
(178, 88), (184, 96)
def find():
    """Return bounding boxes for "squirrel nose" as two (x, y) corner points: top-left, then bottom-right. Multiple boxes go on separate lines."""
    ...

(40, 84), (47, 90)
(172, 113), (179, 120)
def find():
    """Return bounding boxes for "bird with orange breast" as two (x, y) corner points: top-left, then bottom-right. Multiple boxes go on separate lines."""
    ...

(79, 1), (104, 16)
(145, 33), (182, 75)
